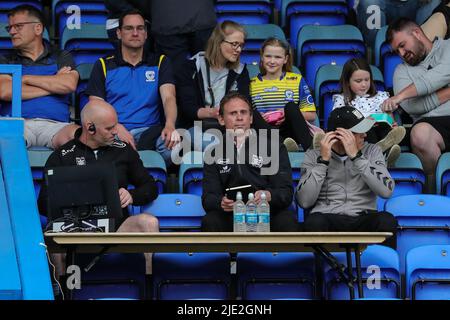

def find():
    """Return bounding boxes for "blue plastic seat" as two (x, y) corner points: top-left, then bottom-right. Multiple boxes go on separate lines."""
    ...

(73, 252), (146, 300)
(74, 63), (94, 118)
(374, 26), (402, 92)
(289, 152), (305, 222)
(282, 0), (349, 50)
(314, 64), (385, 128)
(237, 252), (315, 299)
(179, 151), (204, 196)
(138, 150), (167, 195)
(435, 152), (450, 195)
(153, 252), (231, 300)
(241, 24), (286, 65)
(324, 245), (401, 300)
(296, 24), (366, 89)
(60, 23), (114, 65)
(406, 244), (450, 300)
(385, 195), (450, 275)
(52, 0), (107, 39)
(215, 0), (272, 25)
(141, 193), (205, 231)
(377, 152), (426, 211)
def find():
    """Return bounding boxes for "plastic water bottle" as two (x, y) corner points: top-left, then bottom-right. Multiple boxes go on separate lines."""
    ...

(233, 192), (246, 232)
(257, 192), (270, 232)
(246, 193), (257, 232)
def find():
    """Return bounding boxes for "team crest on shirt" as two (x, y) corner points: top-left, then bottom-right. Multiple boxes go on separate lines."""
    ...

(251, 155), (264, 168)
(285, 90), (294, 101)
(217, 158), (231, 174)
(75, 157), (86, 166)
(145, 70), (156, 82)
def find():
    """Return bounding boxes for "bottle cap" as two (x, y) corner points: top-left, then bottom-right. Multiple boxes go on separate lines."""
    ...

(261, 192), (266, 200)
(236, 191), (242, 200)
(248, 193), (254, 200)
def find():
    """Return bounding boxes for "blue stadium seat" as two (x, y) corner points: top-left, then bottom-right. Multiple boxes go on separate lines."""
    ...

(216, 0), (272, 25)
(405, 244), (450, 300)
(385, 195), (450, 275)
(281, 0), (349, 50)
(52, 0), (107, 39)
(289, 152), (304, 222)
(323, 245), (401, 300)
(377, 152), (426, 211)
(73, 252), (146, 300)
(241, 24), (286, 65)
(60, 23), (114, 65)
(296, 24), (366, 89)
(0, 1), (42, 23)
(74, 63), (94, 118)
(374, 25), (402, 93)
(141, 193), (205, 231)
(436, 152), (450, 195)
(314, 64), (385, 128)
(138, 150), (167, 195)
(237, 252), (315, 299)
(152, 252), (231, 300)
(179, 151), (204, 196)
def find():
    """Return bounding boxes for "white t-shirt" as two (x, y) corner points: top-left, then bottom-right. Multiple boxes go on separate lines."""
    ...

(332, 91), (390, 117)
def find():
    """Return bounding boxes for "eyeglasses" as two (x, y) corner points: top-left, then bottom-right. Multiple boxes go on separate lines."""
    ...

(222, 40), (245, 50)
(5, 21), (40, 33)
(121, 25), (146, 33)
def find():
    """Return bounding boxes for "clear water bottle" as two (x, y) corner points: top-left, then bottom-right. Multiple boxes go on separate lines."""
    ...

(246, 193), (257, 232)
(233, 192), (247, 232)
(257, 192), (270, 232)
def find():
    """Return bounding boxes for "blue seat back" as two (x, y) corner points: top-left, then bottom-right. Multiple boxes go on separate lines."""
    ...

(73, 253), (146, 300)
(406, 245), (450, 299)
(324, 245), (401, 300)
(436, 152), (450, 195)
(284, 0), (349, 50)
(27, 149), (53, 199)
(74, 63), (94, 116)
(54, 1), (107, 38)
(141, 194), (205, 231)
(385, 195), (450, 274)
(377, 153), (425, 211)
(138, 150), (167, 194)
(374, 26), (402, 92)
(216, 0), (272, 25)
(61, 23), (114, 65)
(289, 152), (305, 222)
(237, 252), (315, 299)
(153, 252), (231, 300)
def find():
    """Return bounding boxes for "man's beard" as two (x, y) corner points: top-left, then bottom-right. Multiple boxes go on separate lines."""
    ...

(405, 41), (427, 66)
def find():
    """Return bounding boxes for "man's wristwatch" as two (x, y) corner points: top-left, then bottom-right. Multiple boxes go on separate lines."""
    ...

(317, 156), (330, 166)
(350, 150), (363, 161)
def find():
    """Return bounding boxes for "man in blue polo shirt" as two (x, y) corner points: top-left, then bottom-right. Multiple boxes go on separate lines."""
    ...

(86, 9), (180, 165)
(0, 5), (79, 149)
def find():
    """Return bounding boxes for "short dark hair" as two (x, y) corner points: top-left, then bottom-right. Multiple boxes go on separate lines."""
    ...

(386, 17), (419, 45)
(118, 9), (147, 30)
(8, 4), (46, 27)
(219, 92), (253, 116)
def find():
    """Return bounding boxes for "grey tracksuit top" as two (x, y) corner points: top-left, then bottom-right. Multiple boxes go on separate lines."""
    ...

(296, 143), (394, 217)
(393, 37), (450, 122)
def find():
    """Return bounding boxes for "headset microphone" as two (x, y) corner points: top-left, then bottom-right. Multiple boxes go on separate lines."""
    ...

(88, 123), (96, 134)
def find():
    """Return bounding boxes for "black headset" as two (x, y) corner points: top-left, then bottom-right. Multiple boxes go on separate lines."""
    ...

(88, 123), (96, 134)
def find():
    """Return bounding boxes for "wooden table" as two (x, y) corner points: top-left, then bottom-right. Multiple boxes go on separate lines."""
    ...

(45, 232), (392, 299)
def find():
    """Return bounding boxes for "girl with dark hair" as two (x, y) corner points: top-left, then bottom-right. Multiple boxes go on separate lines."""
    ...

(332, 58), (406, 166)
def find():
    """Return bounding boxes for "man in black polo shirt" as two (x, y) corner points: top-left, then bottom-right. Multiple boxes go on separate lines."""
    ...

(0, 5), (79, 149)
(86, 9), (180, 166)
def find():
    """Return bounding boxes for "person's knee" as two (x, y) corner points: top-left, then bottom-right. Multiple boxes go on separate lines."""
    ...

(303, 214), (329, 231)
(136, 213), (159, 232)
(376, 212), (398, 233)
(410, 123), (433, 151)
(52, 124), (78, 149)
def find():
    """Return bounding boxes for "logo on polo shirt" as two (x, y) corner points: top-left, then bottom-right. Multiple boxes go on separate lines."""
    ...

(145, 71), (155, 82)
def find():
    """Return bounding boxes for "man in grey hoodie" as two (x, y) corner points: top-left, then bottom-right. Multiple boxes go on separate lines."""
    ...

(382, 17), (450, 192)
(297, 107), (397, 248)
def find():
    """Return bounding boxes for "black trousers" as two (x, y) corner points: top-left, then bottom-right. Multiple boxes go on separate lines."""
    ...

(201, 209), (299, 232)
(302, 211), (398, 249)
(252, 102), (312, 150)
